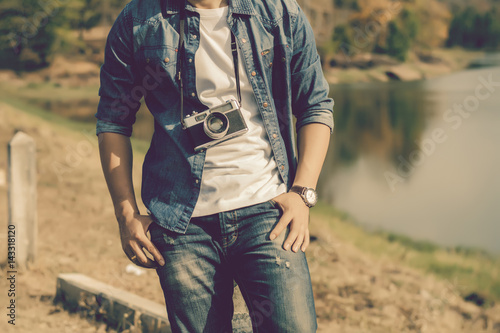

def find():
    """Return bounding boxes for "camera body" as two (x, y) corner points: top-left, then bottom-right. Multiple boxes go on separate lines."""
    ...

(184, 99), (248, 152)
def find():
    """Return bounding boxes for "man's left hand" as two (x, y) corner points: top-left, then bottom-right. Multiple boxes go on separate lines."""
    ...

(269, 192), (310, 252)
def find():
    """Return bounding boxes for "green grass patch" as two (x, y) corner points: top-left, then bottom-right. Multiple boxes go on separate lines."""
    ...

(382, 232), (439, 253)
(426, 262), (475, 276)
(1, 81), (99, 102)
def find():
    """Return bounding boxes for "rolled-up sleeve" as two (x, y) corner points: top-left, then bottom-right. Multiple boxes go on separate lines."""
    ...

(95, 4), (141, 137)
(290, 6), (334, 133)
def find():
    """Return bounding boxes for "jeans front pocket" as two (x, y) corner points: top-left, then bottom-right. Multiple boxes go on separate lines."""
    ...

(149, 221), (177, 251)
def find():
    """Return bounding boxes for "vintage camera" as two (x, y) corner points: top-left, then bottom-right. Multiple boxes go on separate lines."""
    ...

(183, 99), (248, 152)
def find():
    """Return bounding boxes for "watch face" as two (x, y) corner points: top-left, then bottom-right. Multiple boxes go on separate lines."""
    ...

(305, 189), (318, 205)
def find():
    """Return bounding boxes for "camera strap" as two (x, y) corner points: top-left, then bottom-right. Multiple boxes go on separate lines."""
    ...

(230, 32), (242, 106)
(177, 10), (242, 129)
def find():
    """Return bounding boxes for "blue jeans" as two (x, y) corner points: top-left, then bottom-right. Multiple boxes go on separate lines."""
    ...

(149, 200), (317, 333)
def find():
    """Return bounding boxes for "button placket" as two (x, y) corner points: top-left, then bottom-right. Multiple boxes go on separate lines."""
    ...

(234, 31), (286, 178)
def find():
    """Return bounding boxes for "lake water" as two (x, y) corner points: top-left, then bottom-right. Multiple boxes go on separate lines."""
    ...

(318, 65), (500, 254)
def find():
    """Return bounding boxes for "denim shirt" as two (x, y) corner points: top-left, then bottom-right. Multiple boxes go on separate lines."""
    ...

(95, 0), (334, 234)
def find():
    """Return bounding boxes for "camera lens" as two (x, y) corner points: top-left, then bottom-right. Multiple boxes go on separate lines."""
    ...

(203, 112), (229, 139)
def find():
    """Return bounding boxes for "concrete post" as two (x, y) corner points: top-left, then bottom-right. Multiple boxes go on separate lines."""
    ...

(8, 131), (37, 268)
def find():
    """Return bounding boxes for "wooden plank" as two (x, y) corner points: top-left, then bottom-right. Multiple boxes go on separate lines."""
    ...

(55, 273), (253, 332)
(55, 273), (171, 332)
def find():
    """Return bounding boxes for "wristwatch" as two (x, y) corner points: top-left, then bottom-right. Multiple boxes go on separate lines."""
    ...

(289, 185), (318, 208)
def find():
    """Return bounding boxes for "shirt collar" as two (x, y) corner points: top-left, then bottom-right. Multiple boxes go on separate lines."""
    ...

(162, 0), (255, 15)
(229, 0), (256, 15)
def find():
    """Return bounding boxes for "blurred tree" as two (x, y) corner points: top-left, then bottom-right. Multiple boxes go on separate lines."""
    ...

(412, 0), (451, 48)
(79, 0), (102, 37)
(400, 8), (419, 41)
(447, 7), (500, 49)
(57, 0), (101, 38)
(485, 9), (500, 48)
(386, 21), (411, 61)
(447, 7), (477, 48)
(0, 0), (58, 70)
(0, 0), (132, 71)
(332, 25), (352, 51)
(331, 0), (454, 62)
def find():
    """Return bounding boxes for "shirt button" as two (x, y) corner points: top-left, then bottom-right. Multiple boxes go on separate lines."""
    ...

(189, 58), (193, 63)
(195, 179), (199, 184)
(192, 35), (197, 39)
(272, 134), (277, 139)
(251, 71), (256, 76)
(281, 165), (285, 170)
(281, 57), (286, 62)
(191, 92), (196, 97)
(164, 57), (170, 63)
(242, 38), (247, 43)
(263, 102), (268, 108)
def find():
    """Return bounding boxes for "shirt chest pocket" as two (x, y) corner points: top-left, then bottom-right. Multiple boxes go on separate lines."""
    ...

(137, 46), (179, 87)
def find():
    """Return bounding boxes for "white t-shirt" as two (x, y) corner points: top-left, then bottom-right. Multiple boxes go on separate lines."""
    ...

(191, 6), (286, 217)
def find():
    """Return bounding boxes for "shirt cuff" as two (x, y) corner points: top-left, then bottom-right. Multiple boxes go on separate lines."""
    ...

(295, 109), (334, 134)
(96, 119), (133, 137)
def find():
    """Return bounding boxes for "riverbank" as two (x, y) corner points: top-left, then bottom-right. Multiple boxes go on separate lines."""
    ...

(1, 95), (499, 332)
(324, 48), (485, 84)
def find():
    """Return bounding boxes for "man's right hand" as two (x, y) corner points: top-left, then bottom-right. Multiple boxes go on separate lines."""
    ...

(98, 133), (165, 268)
(117, 214), (165, 268)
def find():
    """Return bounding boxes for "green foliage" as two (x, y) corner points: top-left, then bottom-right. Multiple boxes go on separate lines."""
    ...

(447, 7), (500, 49)
(0, 0), (89, 70)
(59, 0), (102, 31)
(0, 0), (129, 70)
(400, 8), (419, 41)
(331, 24), (354, 55)
(0, 1), (50, 69)
(379, 8), (420, 61)
(334, 0), (359, 10)
(385, 232), (439, 253)
(453, 245), (493, 258)
(426, 262), (474, 278)
(386, 21), (411, 61)
(331, 4), (420, 62)
(333, 25), (352, 47)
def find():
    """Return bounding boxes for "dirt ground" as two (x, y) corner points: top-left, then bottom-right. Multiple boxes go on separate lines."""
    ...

(1, 99), (500, 333)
